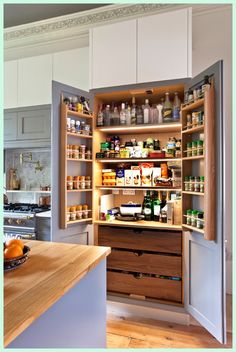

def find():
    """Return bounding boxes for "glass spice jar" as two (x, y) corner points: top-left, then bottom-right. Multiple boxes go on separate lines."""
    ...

(200, 176), (205, 193)
(85, 176), (91, 189)
(186, 209), (192, 225)
(187, 142), (192, 157)
(197, 140), (204, 156)
(192, 141), (198, 156)
(72, 145), (79, 159)
(67, 117), (71, 132)
(197, 211), (204, 229)
(82, 204), (89, 219)
(67, 176), (73, 190)
(192, 112), (198, 128)
(76, 205), (83, 220)
(191, 210), (198, 227)
(70, 119), (76, 133)
(194, 176), (200, 192)
(67, 145), (71, 158)
(187, 114), (192, 129)
(73, 176), (80, 190)
(189, 176), (195, 192)
(80, 145), (86, 159)
(198, 111), (204, 125)
(70, 206), (77, 221)
(80, 176), (86, 189)
(184, 176), (189, 191)
(66, 207), (71, 222)
(86, 149), (92, 160)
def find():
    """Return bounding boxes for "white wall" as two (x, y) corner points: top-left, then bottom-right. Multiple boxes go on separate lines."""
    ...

(192, 7), (232, 294)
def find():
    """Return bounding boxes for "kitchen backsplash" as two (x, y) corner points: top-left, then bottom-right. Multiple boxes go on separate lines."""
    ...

(5, 148), (51, 203)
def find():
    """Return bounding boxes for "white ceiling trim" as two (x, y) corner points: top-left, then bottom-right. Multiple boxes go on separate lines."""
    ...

(4, 3), (231, 61)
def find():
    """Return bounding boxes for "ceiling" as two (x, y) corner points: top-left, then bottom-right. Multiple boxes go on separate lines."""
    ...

(4, 4), (110, 28)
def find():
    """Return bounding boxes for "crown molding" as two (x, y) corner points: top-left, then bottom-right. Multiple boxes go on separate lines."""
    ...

(4, 3), (232, 61)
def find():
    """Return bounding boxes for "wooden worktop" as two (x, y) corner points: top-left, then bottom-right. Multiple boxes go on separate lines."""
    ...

(4, 240), (110, 347)
(94, 219), (182, 231)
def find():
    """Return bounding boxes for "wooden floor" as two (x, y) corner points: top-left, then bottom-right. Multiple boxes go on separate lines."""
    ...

(107, 314), (232, 348)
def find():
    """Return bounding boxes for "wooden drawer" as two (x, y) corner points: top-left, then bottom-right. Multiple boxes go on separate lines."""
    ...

(107, 250), (181, 277)
(98, 226), (182, 255)
(107, 271), (182, 303)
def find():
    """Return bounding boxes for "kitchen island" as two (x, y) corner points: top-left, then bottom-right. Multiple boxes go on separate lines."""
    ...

(4, 240), (110, 348)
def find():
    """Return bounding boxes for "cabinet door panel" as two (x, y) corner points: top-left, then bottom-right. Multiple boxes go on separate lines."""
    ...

(90, 20), (136, 89)
(137, 8), (192, 83)
(18, 54), (52, 107)
(17, 109), (51, 140)
(4, 60), (18, 109)
(4, 112), (17, 141)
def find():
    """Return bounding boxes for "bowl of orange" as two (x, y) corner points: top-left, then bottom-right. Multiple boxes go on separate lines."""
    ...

(4, 239), (30, 271)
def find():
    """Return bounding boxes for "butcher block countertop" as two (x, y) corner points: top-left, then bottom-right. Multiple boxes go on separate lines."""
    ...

(4, 240), (111, 347)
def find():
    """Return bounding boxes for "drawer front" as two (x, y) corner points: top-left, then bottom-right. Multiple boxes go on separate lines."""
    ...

(108, 250), (181, 277)
(107, 271), (182, 303)
(98, 226), (182, 254)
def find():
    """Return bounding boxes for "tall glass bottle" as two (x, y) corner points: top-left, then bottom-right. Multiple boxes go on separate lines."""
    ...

(131, 97), (137, 125)
(143, 99), (150, 124)
(103, 105), (111, 126)
(172, 92), (181, 121)
(97, 104), (104, 127)
(152, 191), (161, 221)
(120, 103), (126, 125)
(126, 105), (131, 125)
(143, 191), (152, 221)
(136, 105), (143, 124)
(113, 106), (120, 126)
(163, 92), (173, 123)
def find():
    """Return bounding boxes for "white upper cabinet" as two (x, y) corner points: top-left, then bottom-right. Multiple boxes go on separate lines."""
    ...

(53, 48), (89, 91)
(4, 60), (18, 109)
(90, 20), (137, 89)
(137, 8), (192, 83)
(18, 54), (53, 107)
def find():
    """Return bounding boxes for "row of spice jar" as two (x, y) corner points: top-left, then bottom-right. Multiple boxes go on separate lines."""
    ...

(67, 204), (91, 222)
(186, 140), (204, 157)
(67, 145), (92, 160)
(67, 176), (92, 190)
(67, 118), (92, 135)
(184, 176), (204, 193)
(186, 209), (204, 229)
(186, 111), (204, 129)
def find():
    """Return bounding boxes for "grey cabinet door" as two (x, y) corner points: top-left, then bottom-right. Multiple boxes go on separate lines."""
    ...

(17, 109), (51, 140)
(4, 112), (17, 141)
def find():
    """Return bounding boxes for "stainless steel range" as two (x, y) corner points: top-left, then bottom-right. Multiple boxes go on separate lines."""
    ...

(4, 203), (50, 240)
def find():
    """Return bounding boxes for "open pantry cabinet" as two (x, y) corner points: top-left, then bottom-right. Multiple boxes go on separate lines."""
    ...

(53, 60), (226, 343)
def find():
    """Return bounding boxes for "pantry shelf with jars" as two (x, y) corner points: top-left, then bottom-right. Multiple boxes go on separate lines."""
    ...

(60, 94), (94, 229)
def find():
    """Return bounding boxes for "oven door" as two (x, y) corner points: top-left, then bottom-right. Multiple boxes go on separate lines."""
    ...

(4, 225), (36, 240)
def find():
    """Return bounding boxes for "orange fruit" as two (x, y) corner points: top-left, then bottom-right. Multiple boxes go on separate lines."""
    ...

(4, 244), (23, 259)
(6, 239), (24, 250)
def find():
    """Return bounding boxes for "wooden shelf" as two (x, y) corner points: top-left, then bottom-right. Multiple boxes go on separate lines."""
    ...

(182, 125), (204, 135)
(66, 109), (95, 120)
(5, 190), (51, 193)
(67, 158), (93, 162)
(96, 158), (182, 163)
(181, 98), (204, 112)
(67, 218), (93, 225)
(182, 155), (204, 161)
(182, 191), (204, 196)
(94, 219), (182, 231)
(67, 132), (93, 139)
(182, 224), (204, 234)
(95, 123), (182, 134)
(96, 186), (181, 191)
(67, 189), (93, 192)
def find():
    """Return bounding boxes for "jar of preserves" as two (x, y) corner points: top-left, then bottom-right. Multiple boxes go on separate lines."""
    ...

(187, 143), (192, 157)
(76, 205), (83, 220)
(194, 176), (200, 192)
(198, 111), (204, 125)
(192, 112), (198, 128)
(80, 145), (86, 159)
(73, 176), (80, 189)
(186, 209), (192, 225)
(184, 176), (189, 191)
(197, 140), (204, 156)
(72, 145), (79, 159)
(85, 176), (91, 189)
(67, 176), (73, 190)
(192, 141), (198, 156)
(200, 176), (205, 193)
(82, 204), (89, 219)
(80, 176), (86, 189)
(66, 207), (71, 222)
(67, 145), (72, 158)
(86, 149), (92, 160)
(187, 114), (192, 129)
(70, 119), (76, 133)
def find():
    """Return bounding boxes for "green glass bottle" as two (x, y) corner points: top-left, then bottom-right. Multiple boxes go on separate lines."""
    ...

(143, 191), (152, 221)
(152, 192), (161, 222)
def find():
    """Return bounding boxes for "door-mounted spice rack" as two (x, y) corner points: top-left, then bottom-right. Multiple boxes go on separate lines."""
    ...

(181, 81), (215, 240)
(60, 94), (95, 229)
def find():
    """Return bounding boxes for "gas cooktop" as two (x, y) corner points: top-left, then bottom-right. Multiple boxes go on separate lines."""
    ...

(4, 203), (51, 214)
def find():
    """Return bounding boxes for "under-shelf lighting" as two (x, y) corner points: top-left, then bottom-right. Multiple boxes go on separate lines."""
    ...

(98, 123), (182, 132)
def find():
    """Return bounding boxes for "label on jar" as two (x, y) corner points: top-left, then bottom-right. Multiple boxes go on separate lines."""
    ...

(163, 109), (172, 121)
(144, 208), (152, 215)
(154, 205), (160, 216)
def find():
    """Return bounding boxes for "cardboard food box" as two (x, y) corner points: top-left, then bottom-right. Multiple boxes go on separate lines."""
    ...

(140, 163), (153, 187)
(173, 199), (182, 225)
(131, 166), (141, 186)
(152, 167), (161, 187)
(125, 170), (133, 186)
(116, 169), (125, 186)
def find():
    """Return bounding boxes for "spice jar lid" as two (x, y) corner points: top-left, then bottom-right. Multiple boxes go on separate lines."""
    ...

(200, 176), (205, 181)
(184, 176), (189, 181)
(187, 142), (192, 148)
(82, 204), (88, 210)
(192, 141), (198, 147)
(187, 209), (192, 215)
(67, 176), (73, 180)
(192, 210), (199, 216)
(70, 206), (76, 212)
(76, 205), (83, 211)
